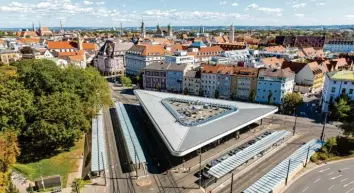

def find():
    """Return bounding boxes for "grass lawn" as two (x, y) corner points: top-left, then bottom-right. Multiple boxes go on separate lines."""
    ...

(13, 137), (85, 187)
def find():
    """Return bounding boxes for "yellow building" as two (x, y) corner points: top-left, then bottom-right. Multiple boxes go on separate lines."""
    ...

(0, 50), (21, 65)
(230, 67), (259, 100)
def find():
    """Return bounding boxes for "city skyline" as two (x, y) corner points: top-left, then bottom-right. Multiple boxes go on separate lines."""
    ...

(0, 0), (354, 28)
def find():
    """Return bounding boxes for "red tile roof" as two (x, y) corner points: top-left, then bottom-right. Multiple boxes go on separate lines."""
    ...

(48, 41), (76, 49)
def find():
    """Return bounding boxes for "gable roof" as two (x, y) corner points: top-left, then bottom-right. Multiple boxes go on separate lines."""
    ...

(48, 41), (76, 49)
(128, 44), (166, 56)
(264, 45), (286, 53)
(261, 57), (285, 68)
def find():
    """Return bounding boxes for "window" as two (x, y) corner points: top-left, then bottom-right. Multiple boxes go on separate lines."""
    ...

(333, 81), (337, 84)
(342, 88), (346, 94)
(344, 82), (347, 85)
(350, 89), (353, 94)
(331, 87), (335, 93)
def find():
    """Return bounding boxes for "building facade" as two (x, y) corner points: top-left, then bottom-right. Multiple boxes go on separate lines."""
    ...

(216, 66), (233, 99)
(295, 62), (324, 93)
(201, 65), (219, 98)
(94, 40), (133, 76)
(165, 51), (195, 65)
(0, 50), (21, 65)
(324, 39), (354, 53)
(142, 62), (169, 91)
(321, 71), (354, 112)
(231, 67), (259, 100)
(183, 71), (201, 96)
(166, 63), (189, 93)
(125, 44), (166, 76)
(256, 69), (295, 104)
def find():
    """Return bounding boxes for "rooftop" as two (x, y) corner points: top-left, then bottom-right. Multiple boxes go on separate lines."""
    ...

(327, 70), (354, 82)
(134, 90), (278, 156)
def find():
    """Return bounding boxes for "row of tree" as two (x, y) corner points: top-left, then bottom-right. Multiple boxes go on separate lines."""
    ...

(0, 59), (111, 163)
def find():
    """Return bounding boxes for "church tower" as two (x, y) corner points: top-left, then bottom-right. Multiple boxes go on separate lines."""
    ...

(60, 20), (64, 34)
(141, 19), (146, 39)
(38, 21), (42, 36)
(32, 22), (36, 32)
(229, 23), (235, 43)
(167, 23), (173, 37)
(78, 33), (83, 50)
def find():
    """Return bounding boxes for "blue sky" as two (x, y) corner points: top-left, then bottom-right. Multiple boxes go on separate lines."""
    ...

(0, 0), (353, 28)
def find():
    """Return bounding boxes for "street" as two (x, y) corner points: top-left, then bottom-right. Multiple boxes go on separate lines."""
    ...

(285, 159), (354, 193)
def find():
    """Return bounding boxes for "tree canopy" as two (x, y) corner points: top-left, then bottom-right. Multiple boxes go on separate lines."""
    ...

(20, 47), (34, 54)
(0, 131), (20, 193)
(332, 96), (352, 121)
(283, 92), (303, 114)
(1, 59), (111, 162)
(120, 76), (132, 87)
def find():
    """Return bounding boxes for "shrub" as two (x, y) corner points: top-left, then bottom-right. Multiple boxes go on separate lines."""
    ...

(310, 153), (319, 162)
(318, 152), (329, 160)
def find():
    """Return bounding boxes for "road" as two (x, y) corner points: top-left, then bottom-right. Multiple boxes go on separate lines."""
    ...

(285, 159), (354, 193)
(218, 135), (313, 193)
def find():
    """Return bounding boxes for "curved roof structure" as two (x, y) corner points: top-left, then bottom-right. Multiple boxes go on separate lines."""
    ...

(134, 90), (278, 156)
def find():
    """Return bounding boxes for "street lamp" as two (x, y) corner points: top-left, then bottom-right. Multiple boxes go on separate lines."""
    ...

(293, 108), (297, 136)
(320, 111), (331, 141)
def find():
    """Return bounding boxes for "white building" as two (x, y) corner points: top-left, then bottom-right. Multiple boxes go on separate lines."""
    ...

(324, 39), (354, 53)
(201, 65), (219, 98)
(125, 44), (166, 76)
(321, 71), (354, 112)
(165, 51), (195, 66)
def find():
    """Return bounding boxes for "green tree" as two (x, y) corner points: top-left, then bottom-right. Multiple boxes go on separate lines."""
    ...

(0, 66), (34, 133)
(120, 76), (132, 87)
(326, 137), (337, 153)
(283, 92), (303, 114)
(214, 89), (219, 99)
(20, 47), (34, 54)
(9, 59), (111, 160)
(20, 92), (89, 160)
(341, 121), (354, 136)
(183, 88), (189, 95)
(248, 89), (256, 102)
(332, 97), (351, 121)
(71, 178), (88, 193)
(267, 91), (273, 104)
(0, 131), (20, 193)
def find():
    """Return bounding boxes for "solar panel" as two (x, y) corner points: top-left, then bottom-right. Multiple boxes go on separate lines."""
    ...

(207, 130), (291, 179)
(243, 139), (323, 193)
(115, 102), (146, 164)
(91, 110), (108, 172)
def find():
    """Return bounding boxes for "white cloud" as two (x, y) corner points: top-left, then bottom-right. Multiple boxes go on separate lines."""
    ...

(83, 1), (93, 5)
(295, 13), (305, 17)
(220, 1), (227, 5)
(346, 15), (354, 19)
(245, 3), (282, 15)
(245, 3), (258, 10)
(96, 1), (105, 5)
(292, 3), (306, 8)
(231, 2), (238, 6)
(316, 2), (326, 6)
